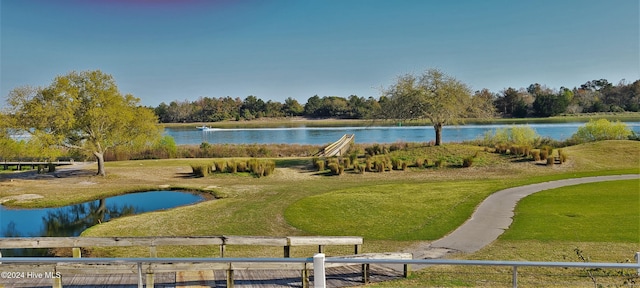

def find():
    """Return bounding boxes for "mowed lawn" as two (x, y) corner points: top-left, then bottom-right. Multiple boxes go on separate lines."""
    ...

(501, 179), (639, 242)
(371, 179), (640, 287)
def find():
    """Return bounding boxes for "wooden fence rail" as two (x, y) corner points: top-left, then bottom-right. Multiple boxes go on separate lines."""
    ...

(0, 236), (389, 288)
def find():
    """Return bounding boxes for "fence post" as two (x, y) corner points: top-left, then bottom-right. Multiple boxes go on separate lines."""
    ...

(313, 253), (326, 288)
(512, 266), (518, 288)
(636, 252), (640, 276)
(137, 262), (144, 288)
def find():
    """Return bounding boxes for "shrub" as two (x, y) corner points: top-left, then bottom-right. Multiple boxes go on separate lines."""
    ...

(462, 156), (474, 168)
(247, 159), (275, 177)
(572, 119), (632, 142)
(343, 157), (351, 169)
(558, 149), (568, 163)
(401, 162), (408, 171)
(531, 150), (541, 161)
(191, 165), (209, 177)
(365, 158), (373, 172)
(236, 161), (247, 172)
(315, 160), (325, 172)
(327, 163), (340, 175)
(261, 161), (275, 177)
(546, 156), (555, 166)
(414, 158), (424, 168)
(391, 158), (401, 170)
(215, 161), (227, 173)
(495, 144), (508, 154)
(434, 159), (446, 168)
(349, 153), (358, 164)
(484, 125), (539, 147)
(540, 150), (548, 161)
(227, 160), (237, 173)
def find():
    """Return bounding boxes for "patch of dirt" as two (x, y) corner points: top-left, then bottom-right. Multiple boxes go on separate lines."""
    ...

(0, 193), (44, 204)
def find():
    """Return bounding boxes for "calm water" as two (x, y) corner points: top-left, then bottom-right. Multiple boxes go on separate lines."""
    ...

(0, 191), (204, 238)
(166, 122), (640, 145)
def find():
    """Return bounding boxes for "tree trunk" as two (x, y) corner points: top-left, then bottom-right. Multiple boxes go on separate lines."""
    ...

(94, 151), (106, 176)
(434, 123), (443, 146)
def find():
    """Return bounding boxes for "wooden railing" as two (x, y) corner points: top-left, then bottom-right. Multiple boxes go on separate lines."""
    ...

(315, 134), (355, 157)
(0, 236), (406, 288)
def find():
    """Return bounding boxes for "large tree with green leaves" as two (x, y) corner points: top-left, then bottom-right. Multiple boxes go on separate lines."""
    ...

(380, 68), (494, 145)
(6, 70), (161, 176)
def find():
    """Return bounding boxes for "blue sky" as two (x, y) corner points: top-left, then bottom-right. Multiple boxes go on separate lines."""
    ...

(1, 0), (638, 107)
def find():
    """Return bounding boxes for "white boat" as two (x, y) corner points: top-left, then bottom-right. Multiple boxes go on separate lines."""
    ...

(196, 126), (219, 131)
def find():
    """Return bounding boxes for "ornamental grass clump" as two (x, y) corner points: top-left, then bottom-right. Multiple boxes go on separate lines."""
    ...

(540, 149), (549, 161)
(214, 161), (227, 173)
(236, 161), (247, 172)
(558, 149), (568, 164)
(531, 150), (541, 161)
(546, 156), (555, 166)
(462, 156), (474, 168)
(365, 158), (373, 172)
(190, 165), (209, 177)
(247, 159), (275, 177)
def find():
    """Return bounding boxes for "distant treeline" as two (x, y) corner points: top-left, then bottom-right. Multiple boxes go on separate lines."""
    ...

(153, 79), (640, 123)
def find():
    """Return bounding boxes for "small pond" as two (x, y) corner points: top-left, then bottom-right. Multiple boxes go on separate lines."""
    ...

(0, 191), (205, 255)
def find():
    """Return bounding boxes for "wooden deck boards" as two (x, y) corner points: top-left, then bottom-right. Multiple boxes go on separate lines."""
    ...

(0, 265), (401, 287)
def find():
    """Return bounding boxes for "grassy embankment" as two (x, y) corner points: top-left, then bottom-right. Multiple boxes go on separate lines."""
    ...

(0, 139), (638, 286)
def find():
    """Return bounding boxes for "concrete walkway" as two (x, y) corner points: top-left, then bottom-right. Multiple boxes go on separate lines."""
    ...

(408, 174), (639, 259)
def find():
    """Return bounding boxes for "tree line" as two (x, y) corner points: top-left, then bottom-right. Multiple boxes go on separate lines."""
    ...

(154, 78), (639, 123)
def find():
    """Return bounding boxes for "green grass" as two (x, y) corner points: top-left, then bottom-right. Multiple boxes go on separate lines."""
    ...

(501, 180), (640, 242)
(3, 140), (638, 265)
(367, 179), (640, 287)
(285, 180), (504, 240)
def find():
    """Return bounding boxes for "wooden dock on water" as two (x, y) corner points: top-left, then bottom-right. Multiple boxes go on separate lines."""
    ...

(0, 265), (403, 287)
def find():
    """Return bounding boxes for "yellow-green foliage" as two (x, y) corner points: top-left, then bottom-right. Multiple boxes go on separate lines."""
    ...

(572, 119), (632, 142)
(484, 125), (539, 147)
(193, 159), (275, 177)
(190, 165), (209, 177)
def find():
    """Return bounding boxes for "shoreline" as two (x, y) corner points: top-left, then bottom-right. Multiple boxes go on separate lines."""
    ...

(160, 113), (640, 129)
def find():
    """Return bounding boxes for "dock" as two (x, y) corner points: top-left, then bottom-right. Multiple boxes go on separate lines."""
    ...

(315, 134), (354, 157)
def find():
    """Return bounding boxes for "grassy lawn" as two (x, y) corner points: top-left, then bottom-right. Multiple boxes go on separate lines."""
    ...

(285, 180), (505, 240)
(368, 179), (640, 287)
(0, 140), (638, 285)
(502, 180), (639, 242)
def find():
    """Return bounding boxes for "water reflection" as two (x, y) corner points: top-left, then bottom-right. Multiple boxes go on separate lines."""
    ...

(0, 191), (204, 255)
(1, 191), (203, 238)
(41, 199), (137, 237)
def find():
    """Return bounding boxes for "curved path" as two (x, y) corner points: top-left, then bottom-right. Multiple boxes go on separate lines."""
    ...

(409, 175), (640, 259)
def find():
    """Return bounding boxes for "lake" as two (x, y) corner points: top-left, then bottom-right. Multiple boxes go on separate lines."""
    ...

(165, 122), (640, 145)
